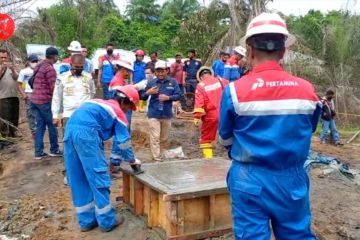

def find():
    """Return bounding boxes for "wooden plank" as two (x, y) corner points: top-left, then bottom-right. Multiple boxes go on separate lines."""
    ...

(211, 194), (232, 228)
(158, 194), (167, 228)
(165, 201), (178, 237)
(183, 197), (210, 233)
(148, 189), (159, 227)
(209, 195), (216, 229)
(123, 173), (130, 204)
(134, 179), (144, 215)
(168, 227), (232, 240)
(143, 186), (150, 216)
(177, 201), (185, 235)
(129, 176), (135, 206)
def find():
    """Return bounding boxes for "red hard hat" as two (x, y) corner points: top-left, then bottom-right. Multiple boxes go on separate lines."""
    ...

(135, 49), (145, 56)
(115, 85), (140, 111)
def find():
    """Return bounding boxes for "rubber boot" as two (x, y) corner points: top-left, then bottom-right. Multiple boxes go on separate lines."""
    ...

(200, 143), (213, 159)
(139, 100), (145, 112)
(202, 148), (213, 159)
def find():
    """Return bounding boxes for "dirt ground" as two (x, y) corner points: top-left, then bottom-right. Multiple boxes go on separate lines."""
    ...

(0, 112), (359, 240)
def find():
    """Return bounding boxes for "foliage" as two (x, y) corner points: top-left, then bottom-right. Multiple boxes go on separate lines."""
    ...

(161, 0), (200, 20)
(126, 0), (160, 22)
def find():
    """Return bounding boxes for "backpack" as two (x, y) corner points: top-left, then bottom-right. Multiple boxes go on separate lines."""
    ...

(28, 62), (47, 89)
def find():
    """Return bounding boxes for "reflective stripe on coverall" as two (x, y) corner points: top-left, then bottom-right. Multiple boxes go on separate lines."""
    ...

(194, 75), (228, 148)
(64, 99), (134, 231)
(219, 61), (321, 239)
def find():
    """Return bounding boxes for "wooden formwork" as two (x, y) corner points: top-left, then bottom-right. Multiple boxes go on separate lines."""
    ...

(121, 159), (232, 240)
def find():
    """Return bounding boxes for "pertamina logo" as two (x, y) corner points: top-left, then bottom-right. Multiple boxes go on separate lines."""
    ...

(251, 78), (265, 90)
(0, 14), (15, 40)
(251, 78), (299, 90)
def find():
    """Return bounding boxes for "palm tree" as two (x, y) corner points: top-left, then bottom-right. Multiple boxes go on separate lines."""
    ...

(126, 0), (160, 21)
(162, 0), (200, 20)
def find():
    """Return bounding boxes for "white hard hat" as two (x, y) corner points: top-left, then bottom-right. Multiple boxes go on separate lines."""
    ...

(233, 46), (246, 56)
(113, 59), (134, 71)
(68, 41), (82, 52)
(155, 60), (167, 70)
(243, 12), (296, 48)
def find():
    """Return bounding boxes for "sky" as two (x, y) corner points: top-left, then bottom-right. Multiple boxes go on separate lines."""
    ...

(23, 0), (360, 16)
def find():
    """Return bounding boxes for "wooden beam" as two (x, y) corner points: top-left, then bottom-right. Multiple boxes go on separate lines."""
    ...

(134, 179), (144, 215)
(123, 173), (130, 204)
(166, 201), (178, 237)
(149, 189), (159, 227)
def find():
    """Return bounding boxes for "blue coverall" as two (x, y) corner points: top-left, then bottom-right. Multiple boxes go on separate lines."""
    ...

(64, 99), (134, 231)
(219, 61), (321, 239)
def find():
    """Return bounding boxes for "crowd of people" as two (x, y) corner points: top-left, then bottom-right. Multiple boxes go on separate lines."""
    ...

(0, 11), (345, 239)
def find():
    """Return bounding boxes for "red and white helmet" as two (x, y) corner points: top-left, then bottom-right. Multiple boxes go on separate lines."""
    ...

(244, 12), (296, 47)
(135, 49), (145, 56)
(115, 85), (140, 111)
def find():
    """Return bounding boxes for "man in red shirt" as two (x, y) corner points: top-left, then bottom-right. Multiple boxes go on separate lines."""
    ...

(170, 53), (184, 92)
(31, 47), (62, 159)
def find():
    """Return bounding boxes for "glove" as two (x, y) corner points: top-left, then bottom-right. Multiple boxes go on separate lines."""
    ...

(194, 118), (202, 126)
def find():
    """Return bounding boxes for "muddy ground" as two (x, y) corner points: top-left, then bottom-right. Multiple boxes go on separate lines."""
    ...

(0, 112), (359, 240)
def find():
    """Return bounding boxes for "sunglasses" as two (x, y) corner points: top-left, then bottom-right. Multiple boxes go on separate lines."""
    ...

(31, 60), (39, 63)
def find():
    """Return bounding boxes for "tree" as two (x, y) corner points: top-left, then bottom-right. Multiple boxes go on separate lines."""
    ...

(161, 0), (200, 20)
(126, 0), (160, 21)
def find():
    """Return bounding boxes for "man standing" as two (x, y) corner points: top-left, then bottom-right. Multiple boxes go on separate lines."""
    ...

(97, 43), (120, 99)
(81, 45), (94, 74)
(31, 47), (62, 159)
(132, 49), (147, 111)
(52, 54), (95, 129)
(0, 49), (19, 138)
(223, 46), (246, 82)
(320, 89), (342, 145)
(194, 66), (228, 159)
(59, 41), (92, 74)
(17, 54), (39, 137)
(183, 49), (202, 95)
(219, 13), (320, 239)
(170, 53), (184, 92)
(146, 51), (158, 71)
(64, 86), (142, 232)
(212, 51), (230, 78)
(145, 61), (181, 161)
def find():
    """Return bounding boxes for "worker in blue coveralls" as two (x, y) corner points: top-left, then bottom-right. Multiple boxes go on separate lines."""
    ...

(219, 12), (322, 239)
(212, 51), (230, 77)
(64, 85), (143, 232)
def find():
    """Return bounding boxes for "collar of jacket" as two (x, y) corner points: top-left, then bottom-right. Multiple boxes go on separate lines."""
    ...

(155, 77), (170, 83)
(251, 60), (282, 73)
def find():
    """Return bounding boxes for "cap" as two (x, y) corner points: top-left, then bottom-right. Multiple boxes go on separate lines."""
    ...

(67, 40), (82, 52)
(113, 59), (134, 71)
(154, 60), (167, 70)
(45, 47), (59, 57)
(196, 66), (214, 82)
(27, 54), (39, 62)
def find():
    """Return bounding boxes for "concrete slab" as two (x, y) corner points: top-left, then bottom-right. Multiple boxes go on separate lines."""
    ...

(120, 158), (231, 201)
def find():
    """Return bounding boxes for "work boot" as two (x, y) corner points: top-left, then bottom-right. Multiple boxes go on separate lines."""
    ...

(100, 215), (125, 232)
(80, 221), (98, 232)
(130, 158), (144, 175)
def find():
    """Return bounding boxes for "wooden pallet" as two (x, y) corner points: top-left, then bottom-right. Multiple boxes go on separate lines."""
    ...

(121, 159), (232, 240)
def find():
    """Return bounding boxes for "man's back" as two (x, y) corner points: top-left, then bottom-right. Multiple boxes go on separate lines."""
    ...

(219, 61), (320, 170)
(31, 60), (56, 105)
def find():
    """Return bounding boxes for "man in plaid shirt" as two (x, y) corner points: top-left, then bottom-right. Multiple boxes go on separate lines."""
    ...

(31, 47), (62, 159)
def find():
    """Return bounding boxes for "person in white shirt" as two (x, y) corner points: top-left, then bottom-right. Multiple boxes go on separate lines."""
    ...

(17, 54), (39, 136)
(52, 54), (95, 129)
